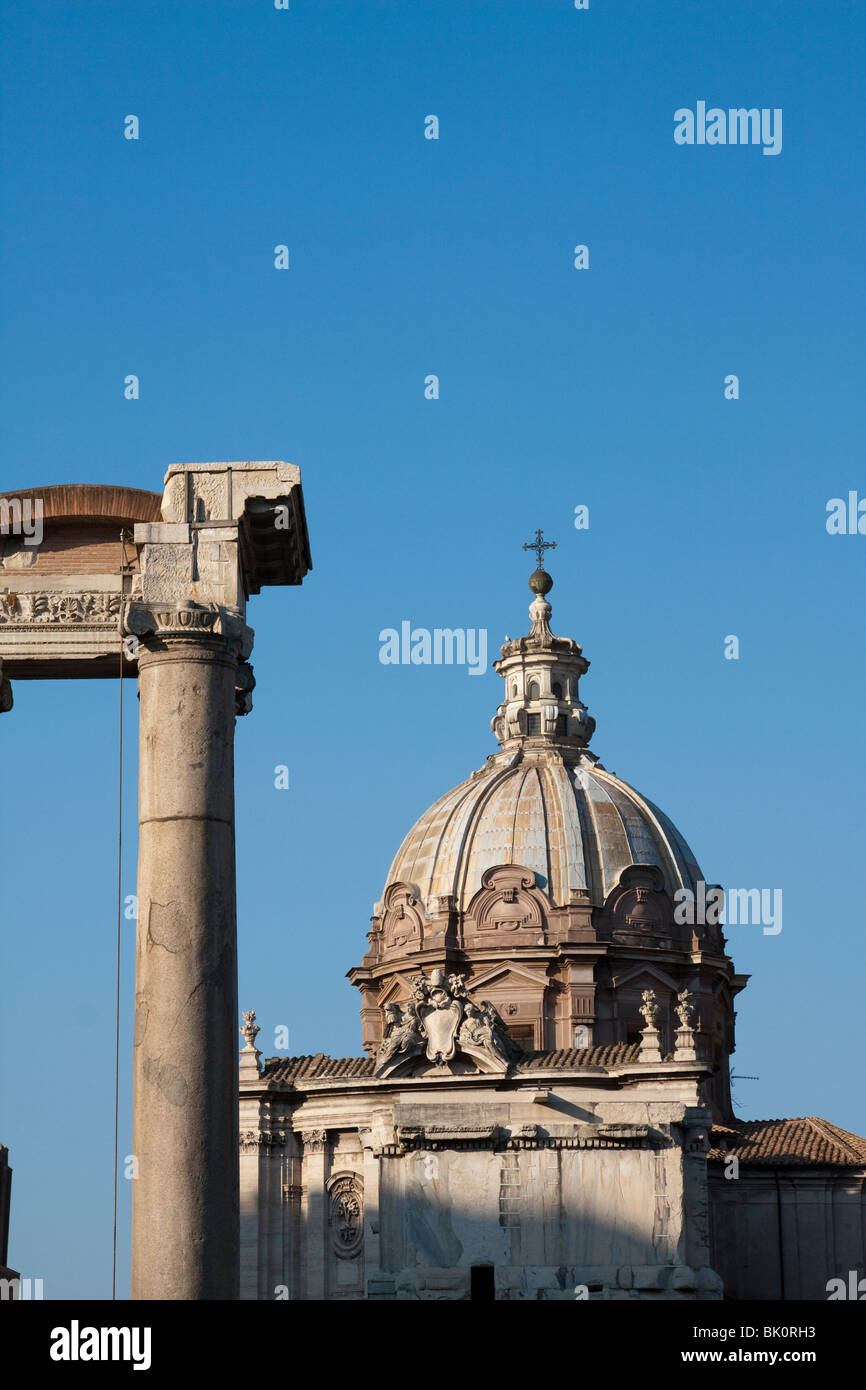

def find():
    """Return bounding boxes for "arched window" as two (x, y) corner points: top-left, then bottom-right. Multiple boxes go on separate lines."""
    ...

(552, 682), (562, 699)
(528, 680), (540, 700)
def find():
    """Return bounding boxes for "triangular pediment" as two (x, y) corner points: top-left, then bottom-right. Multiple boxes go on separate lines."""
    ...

(611, 963), (680, 992)
(377, 972), (418, 1006)
(468, 960), (549, 992)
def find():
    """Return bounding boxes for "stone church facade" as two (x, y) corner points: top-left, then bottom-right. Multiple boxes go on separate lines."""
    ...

(239, 560), (866, 1301)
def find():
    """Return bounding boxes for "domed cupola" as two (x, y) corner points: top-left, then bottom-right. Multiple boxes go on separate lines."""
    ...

(348, 538), (745, 1121)
(491, 533), (596, 752)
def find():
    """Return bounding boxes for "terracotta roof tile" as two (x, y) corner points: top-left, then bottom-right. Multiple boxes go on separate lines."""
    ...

(261, 1043), (640, 1084)
(709, 1117), (866, 1167)
(517, 1043), (640, 1069)
(263, 1054), (376, 1082)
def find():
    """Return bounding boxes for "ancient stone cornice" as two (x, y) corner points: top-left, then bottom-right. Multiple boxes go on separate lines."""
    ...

(159, 460), (311, 593)
(373, 1120), (670, 1158)
(240, 1052), (713, 1109)
(360, 908), (734, 981)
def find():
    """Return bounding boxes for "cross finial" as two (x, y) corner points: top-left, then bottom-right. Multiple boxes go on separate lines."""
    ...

(522, 528), (556, 569)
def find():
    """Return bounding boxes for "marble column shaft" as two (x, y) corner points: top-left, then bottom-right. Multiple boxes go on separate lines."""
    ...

(131, 631), (239, 1300)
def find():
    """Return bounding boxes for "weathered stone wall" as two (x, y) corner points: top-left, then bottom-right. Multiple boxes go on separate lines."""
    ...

(239, 1076), (722, 1301)
(709, 1168), (866, 1300)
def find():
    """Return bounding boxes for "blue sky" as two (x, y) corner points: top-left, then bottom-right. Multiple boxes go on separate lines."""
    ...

(1, 0), (864, 1298)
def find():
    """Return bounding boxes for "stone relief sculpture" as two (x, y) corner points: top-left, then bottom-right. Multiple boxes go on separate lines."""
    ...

(375, 969), (519, 1078)
(0, 591), (122, 624)
(328, 1175), (363, 1258)
(374, 1000), (425, 1072)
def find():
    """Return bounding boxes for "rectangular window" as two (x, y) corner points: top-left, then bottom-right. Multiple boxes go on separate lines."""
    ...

(507, 1024), (535, 1048)
(527, 713), (541, 734)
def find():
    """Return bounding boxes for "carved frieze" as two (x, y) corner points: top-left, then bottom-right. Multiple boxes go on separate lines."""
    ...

(0, 591), (121, 625)
(373, 1120), (664, 1158)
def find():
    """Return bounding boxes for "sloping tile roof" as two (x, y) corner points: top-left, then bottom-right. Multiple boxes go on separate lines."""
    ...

(261, 1043), (640, 1084)
(709, 1117), (866, 1167)
(516, 1044), (640, 1069)
(263, 1054), (376, 1082)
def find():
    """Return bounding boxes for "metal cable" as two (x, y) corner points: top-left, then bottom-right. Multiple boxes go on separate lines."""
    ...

(112, 532), (131, 1299)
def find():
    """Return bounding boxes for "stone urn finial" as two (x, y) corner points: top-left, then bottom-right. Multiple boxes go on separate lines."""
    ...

(239, 1010), (263, 1080)
(639, 989), (660, 1032)
(638, 989), (663, 1064)
(240, 1010), (260, 1048)
(674, 989), (698, 1062)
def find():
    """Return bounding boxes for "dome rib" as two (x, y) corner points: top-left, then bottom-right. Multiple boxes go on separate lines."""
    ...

(384, 756), (703, 915)
(419, 775), (484, 900)
(541, 762), (585, 903)
(595, 770), (700, 898)
(456, 762), (529, 910)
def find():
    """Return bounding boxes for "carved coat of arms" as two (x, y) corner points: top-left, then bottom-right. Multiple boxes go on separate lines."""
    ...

(374, 968), (518, 1078)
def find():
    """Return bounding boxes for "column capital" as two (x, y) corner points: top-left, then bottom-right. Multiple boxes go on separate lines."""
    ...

(123, 600), (257, 714)
(301, 1129), (330, 1155)
(123, 600), (254, 660)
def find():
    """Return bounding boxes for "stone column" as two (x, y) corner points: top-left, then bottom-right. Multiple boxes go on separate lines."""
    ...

(301, 1130), (329, 1300)
(131, 615), (241, 1300)
(0, 464), (311, 1302)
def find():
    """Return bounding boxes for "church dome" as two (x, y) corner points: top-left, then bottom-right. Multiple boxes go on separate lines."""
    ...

(383, 754), (703, 916)
(351, 542), (737, 1105)
(380, 542), (703, 916)
(352, 543), (733, 1089)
